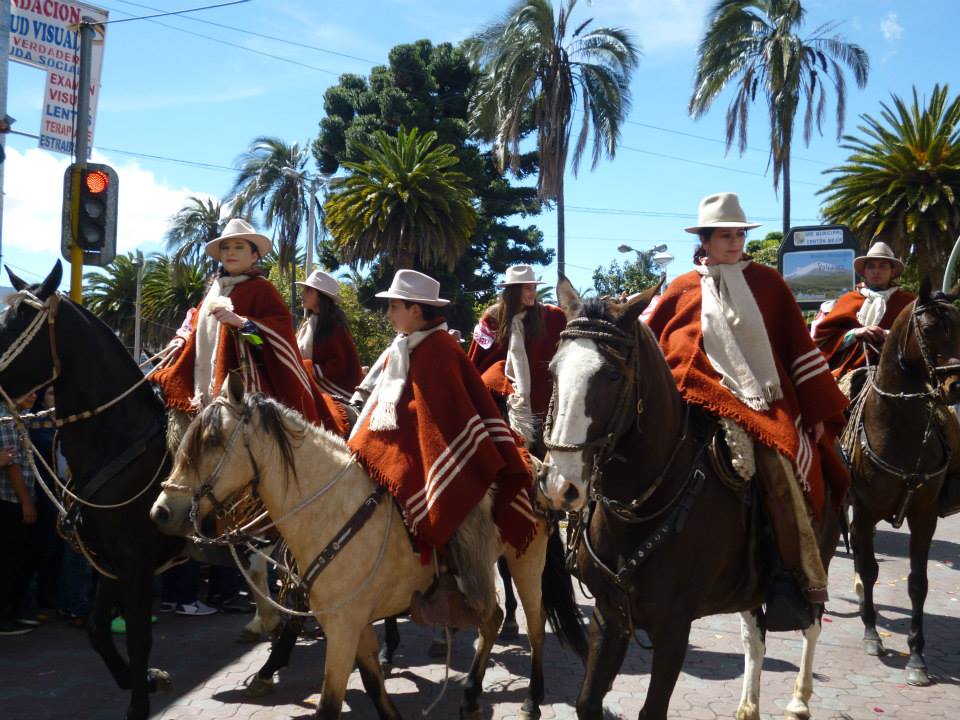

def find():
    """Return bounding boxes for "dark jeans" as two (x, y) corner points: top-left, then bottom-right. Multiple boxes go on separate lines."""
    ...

(34, 486), (63, 609)
(0, 500), (36, 622)
(58, 545), (92, 617)
(161, 560), (201, 606)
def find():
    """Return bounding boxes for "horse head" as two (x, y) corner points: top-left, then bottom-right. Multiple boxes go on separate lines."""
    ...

(151, 373), (299, 536)
(0, 262), (63, 400)
(538, 276), (662, 512)
(889, 277), (960, 405)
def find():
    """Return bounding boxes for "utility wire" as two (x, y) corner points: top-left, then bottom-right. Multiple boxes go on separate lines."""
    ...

(96, 0), (251, 25)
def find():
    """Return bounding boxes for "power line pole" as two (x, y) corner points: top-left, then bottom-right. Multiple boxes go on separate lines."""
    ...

(0, 0), (10, 274)
(69, 19), (95, 302)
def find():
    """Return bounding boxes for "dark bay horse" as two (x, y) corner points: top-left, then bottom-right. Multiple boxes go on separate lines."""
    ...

(538, 278), (840, 720)
(846, 279), (960, 686)
(0, 262), (304, 719)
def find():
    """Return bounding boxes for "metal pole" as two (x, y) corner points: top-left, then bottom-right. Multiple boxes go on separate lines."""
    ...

(0, 0), (10, 273)
(133, 251), (143, 361)
(70, 20), (94, 302)
(305, 179), (316, 278)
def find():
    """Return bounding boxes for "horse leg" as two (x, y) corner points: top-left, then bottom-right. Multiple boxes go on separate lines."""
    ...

(498, 556), (519, 638)
(575, 606), (630, 720)
(784, 612), (822, 720)
(904, 512), (937, 686)
(508, 537), (548, 719)
(460, 604), (505, 720)
(736, 610), (765, 720)
(851, 508), (883, 656)
(315, 621), (363, 720)
(378, 615), (400, 667)
(245, 615), (305, 697)
(356, 624), (402, 720)
(120, 569), (168, 720)
(639, 618), (693, 720)
(241, 551), (281, 642)
(88, 578), (132, 689)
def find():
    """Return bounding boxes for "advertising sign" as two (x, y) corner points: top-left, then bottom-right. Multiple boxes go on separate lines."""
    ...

(778, 224), (861, 311)
(8, 0), (108, 155)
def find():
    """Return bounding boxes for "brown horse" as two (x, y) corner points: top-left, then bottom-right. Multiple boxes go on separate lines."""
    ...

(538, 278), (840, 720)
(846, 279), (960, 686)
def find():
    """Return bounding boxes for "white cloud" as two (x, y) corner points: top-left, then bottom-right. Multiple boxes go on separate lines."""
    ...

(602, 0), (713, 53)
(880, 12), (903, 41)
(3, 147), (213, 260)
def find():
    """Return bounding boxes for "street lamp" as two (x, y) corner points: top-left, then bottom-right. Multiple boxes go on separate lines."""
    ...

(618, 243), (667, 257)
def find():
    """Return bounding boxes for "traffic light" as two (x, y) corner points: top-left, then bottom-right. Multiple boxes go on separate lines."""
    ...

(61, 162), (118, 267)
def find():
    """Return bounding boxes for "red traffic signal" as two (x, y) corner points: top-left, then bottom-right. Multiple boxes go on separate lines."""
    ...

(61, 162), (119, 267)
(84, 169), (110, 194)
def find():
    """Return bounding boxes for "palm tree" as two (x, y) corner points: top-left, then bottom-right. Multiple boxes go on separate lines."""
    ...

(83, 253), (144, 352)
(820, 85), (960, 285)
(468, 0), (639, 278)
(323, 127), (478, 270)
(141, 255), (207, 349)
(230, 137), (317, 309)
(689, 0), (869, 236)
(164, 196), (227, 273)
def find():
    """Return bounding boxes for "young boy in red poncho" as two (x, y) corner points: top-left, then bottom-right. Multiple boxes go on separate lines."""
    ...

(645, 193), (849, 630)
(468, 264), (566, 451)
(348, 270), (536, 628)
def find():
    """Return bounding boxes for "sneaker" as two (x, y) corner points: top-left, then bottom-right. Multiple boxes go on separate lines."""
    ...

(0, 620), (34, 636)
(111, 615), (159, 633)
(175, 601), (218, 617)
(159, 601), (177, 613)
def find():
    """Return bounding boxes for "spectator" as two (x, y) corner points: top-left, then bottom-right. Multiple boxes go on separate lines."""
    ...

(160, 561), (217, 616)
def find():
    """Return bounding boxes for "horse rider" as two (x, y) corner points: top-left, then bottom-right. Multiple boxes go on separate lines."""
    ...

(468, 264), (566, 452)
(348, 270), (536, 629)
(812, 242), (915, 397)
(295, 269), (364, 402)
(152, 218), (346, 442)
(644, 192), (850, 629)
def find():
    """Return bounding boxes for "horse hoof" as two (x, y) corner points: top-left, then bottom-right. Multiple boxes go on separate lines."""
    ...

(735, 702), (760, 720)
(519, 699), (541, 719)
(237, 628), (262, 644)
(244, 674), (275, 698)
(378, 648), (394, 669)
(146, 668), (173, 694)
(906, 666), (931, 687)
(784, 707), (810, 720)
(863, 638), (884, 656)
(459, 706), (482, 720)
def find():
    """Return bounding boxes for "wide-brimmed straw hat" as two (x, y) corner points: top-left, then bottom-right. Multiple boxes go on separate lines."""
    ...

(684, 192), (762, 234)
(854, 241), (904, 278)
(498, 265), (547, 287)
(205, 218), (272, 260)
(375, 269), (449, 307)
(295, 270), (340, 302)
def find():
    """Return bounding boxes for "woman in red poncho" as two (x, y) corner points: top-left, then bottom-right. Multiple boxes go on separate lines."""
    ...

(812, 242), (915, 385)
(295, 270), (363, 401)
(468, 265), (566, 449)
(645, 193), (849, 627)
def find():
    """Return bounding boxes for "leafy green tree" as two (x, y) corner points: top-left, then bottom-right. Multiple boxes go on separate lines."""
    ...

(337, 281), (396, 366)
(164, 196), (228, 273)
(324, 127), (477, 270)
(820, 85), (960, 285)
(83, 253), (144, 352)
(592, 255), (659, 296)
(469, 0), (640, 277)
(690, 0), (869, 236)
(230, 137), (318, 309)
(312, 39), (552, 331)
(746, 231), (783, 267)
(141, 255), (207, 350)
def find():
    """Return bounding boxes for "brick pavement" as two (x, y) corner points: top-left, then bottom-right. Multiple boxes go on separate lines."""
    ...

(1, 516), (957, 720)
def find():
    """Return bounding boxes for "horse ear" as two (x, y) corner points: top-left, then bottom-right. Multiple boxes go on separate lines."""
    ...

(37, 261), (63, 300)
(5, 266), (27, 291)
(919, 276), (932, 303)
(609, 276), (665, 328)
(225, 372), (244, 406)
(556, 274), (582, 319)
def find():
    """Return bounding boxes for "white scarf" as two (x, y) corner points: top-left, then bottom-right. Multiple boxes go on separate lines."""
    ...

(193, 274), (249, 408)
(349, 323), (447, 437)
(696, 260), (782, 411)
(503, 310), (536, 443)
(857, 286), (897, 328)
(296, 314), (317, 360)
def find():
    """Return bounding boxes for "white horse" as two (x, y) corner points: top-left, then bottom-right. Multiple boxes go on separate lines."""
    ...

(151, 375), (583, 719)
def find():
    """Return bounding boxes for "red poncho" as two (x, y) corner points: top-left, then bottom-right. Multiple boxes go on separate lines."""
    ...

(646, 263), (849, 518)
(304, 322), (364, 400)
(152, 275), (347, 435)
(467, 304), (566, 416)
(348, 330), (536, 552)
(812, 286), (916, 379)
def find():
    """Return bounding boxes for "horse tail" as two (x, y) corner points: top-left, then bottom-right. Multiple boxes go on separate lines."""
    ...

(541, 524), (588, 662)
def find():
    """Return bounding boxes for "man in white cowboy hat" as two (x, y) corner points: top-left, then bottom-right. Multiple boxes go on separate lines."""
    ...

(645, 192), (850, 630)
(468, 264), (566, 449)
(295, 270), (363, 403)
(813, 241), (915, 384)
(348, 270), (537, 628)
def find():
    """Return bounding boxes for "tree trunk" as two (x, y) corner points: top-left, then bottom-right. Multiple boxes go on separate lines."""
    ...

(289, 256), (296, 318)
(782, 153), (791, 239)
(557, 174), (565, 279)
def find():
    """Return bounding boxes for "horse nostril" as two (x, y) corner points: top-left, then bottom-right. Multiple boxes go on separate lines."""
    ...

(563, 483), (580, 504)
(150, 504), (169, 525)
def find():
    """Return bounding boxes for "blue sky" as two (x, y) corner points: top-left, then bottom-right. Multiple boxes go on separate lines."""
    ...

(4, 0), (958, 294)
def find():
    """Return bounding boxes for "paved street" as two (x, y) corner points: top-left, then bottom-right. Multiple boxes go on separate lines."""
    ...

(2, 516), (958, 720)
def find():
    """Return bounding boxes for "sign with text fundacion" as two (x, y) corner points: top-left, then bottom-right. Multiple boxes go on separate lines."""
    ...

(8, 0), (109, 156)
(778, 224), (860, 311)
